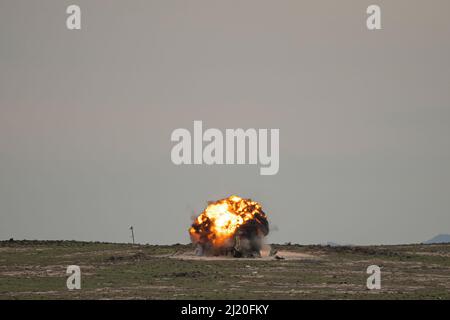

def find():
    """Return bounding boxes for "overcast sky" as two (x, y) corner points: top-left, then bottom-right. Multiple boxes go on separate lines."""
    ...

(1, 0), (449, 245)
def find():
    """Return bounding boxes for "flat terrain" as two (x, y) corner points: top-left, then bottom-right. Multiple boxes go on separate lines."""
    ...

(1, 240), (450, 299)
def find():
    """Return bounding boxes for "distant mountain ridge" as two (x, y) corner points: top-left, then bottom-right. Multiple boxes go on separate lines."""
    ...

(424, 234), (450, 244)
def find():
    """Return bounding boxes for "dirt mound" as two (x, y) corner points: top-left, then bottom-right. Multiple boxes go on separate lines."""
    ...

(170, 250), (318, 261)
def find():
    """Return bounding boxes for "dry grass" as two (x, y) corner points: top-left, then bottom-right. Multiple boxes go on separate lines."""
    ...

(1, 241), (450, 299)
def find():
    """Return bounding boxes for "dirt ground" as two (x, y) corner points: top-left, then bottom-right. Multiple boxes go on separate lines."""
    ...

(1, 240), (450, 299)
(171, 250), (316, 261)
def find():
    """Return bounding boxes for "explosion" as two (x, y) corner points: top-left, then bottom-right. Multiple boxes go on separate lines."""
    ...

(189, 195), (269, 257)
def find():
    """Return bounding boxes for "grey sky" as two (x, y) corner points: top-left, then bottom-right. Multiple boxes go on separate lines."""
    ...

(1, 0), (449, 245)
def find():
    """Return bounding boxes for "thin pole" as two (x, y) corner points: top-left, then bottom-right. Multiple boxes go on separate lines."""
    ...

(130, 226), (135, 244)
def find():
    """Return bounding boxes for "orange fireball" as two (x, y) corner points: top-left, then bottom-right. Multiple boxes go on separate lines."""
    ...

(189, 195), (269, 248)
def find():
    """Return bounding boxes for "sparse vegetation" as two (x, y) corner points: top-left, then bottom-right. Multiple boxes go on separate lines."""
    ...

(1, 241), (450, 299)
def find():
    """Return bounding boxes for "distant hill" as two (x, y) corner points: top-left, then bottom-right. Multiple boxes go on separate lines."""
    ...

(424, 234), (450, 244)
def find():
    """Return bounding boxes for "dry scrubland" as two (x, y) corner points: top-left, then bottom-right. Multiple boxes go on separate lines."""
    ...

(1, 240), (450, 299)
